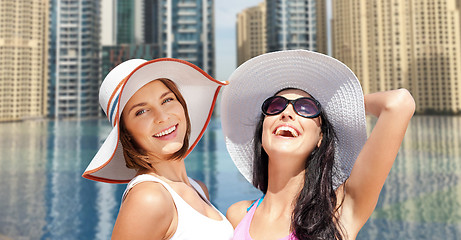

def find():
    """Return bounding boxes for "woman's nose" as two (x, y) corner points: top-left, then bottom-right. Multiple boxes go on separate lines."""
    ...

(280, 103), (296, 120)
(153, 108), (169, 124)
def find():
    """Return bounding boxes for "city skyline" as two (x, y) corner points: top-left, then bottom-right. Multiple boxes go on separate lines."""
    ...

(236, 0), (329, 65)
(214, 0), (268, 80)
(102, 0), (216, 76)
(100, 0), (266, 81)
(2, 0), (460, 121)
(215, 0), (333, 81)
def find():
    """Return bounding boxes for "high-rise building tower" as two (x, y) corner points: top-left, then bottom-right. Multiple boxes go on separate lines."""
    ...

(144, 0), (160, 44)
(102, 0), (215, 76)
(266, 0), (327, 54)
(0, 0), (49, 122)
(116, 0), (137, 44)
(332, 0), (461, 113)
(101, 0), (159, 80)
(236, 2), (267, 66)
(116, 0), (144, 44)
(159, 0), (215, 76)
(49, 0), (101, 118)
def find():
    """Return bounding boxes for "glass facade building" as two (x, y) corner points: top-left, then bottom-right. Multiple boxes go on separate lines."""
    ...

(116, 0), (136, 44)
(159, 0), (215, 76)
(103, 0), (215, 77)
(266, 0), (326, 54)
(49, 0), (101, 118)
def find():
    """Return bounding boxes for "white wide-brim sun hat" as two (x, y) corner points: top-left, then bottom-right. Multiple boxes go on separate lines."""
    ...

(221, 50), (367, 189)
(83, 58), (227, 183)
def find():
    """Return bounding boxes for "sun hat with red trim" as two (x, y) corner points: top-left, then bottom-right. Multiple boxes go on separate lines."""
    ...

(221, 50), (367, 189)
(82, 58), (227, 183)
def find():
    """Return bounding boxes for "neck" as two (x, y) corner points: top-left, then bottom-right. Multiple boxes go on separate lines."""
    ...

(261, 156), (305, 214)
(137, 158), (189, 183)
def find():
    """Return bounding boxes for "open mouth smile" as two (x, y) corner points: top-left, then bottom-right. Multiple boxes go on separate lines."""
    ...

(153, 124), (177, 138)
(274, 125), (299, 137)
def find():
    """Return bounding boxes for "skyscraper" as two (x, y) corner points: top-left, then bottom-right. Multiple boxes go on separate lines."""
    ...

(116, 0), (144, 44)
(159, 0), (215, 76)
(102, 0), (215, 76)
(266, 0), (327, 54)
(0, 0), (49, 122)
(49, 0), (101, 118)
(116, 0), (136, 44)
(143, 0), (160, 44)
(236, 2), (267, 66)
(332, 0), (461, 113)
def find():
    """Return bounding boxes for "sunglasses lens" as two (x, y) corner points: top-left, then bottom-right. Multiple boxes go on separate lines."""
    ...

(294, 98), (320, 117)
(262, 97), (287, 115)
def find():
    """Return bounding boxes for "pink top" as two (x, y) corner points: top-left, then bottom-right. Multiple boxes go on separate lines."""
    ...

(232, 198), (297, 240)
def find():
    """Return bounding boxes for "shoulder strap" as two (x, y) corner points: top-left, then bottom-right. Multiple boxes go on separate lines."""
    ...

(246, 195), (265, 212)
(122, 174), (175, 201)
(188, 178), (209, 203)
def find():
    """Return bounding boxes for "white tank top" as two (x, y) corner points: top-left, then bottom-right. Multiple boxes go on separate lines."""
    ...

(122, 174), (234, 240)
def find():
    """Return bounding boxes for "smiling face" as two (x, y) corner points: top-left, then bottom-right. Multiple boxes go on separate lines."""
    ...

(261, 89), (323, 163)
(121, 80), (188, 161)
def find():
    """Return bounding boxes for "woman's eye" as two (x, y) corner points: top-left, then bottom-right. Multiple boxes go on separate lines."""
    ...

(162, 97), (174, 104)
(135, 109), (147, 116)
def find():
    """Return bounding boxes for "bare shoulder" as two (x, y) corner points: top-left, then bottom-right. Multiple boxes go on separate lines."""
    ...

(226, 200), (254, 228)
(124, 181), (173, 209)
(192, 178), (210, 200)
(112, 182), (175, 240)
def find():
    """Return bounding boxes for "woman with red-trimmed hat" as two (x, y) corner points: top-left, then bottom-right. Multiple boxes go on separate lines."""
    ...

(221, 50), (415, 239)
(82, 58), (233, 239)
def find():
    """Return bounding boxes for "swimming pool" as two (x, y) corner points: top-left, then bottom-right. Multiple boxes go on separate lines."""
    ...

(0, 116), (460, 239)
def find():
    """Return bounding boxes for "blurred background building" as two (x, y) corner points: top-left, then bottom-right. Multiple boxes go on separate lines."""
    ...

(101, 0), (159, 80)
(237, 0), (327, 65)
(0, 0), (49, 122)
(266, 0), (327, 53)
(101, 0), (215, 78)
(1, 0), (461, 123)
(332, 0), (461, 114)
(48, 0), (101, 118)
(236, 2), (266, 66)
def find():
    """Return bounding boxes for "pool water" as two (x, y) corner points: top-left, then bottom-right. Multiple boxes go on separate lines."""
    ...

(0, 116), (460, 239)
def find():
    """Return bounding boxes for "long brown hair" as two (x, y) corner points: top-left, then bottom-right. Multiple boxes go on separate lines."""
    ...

(119, 78), (191, 171)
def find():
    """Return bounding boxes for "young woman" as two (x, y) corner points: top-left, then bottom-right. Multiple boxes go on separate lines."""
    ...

(82, 58), (234, 239)
(221, 50), (415, 239)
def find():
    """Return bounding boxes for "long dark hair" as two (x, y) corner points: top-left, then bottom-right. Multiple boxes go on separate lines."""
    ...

(252, 92), (344, 240)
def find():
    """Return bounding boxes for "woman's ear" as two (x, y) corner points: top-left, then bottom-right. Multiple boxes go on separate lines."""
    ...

(317, 133), (323, 148)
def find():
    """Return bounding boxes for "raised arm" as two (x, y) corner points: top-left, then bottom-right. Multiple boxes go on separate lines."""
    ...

(340, 89), (415, 233)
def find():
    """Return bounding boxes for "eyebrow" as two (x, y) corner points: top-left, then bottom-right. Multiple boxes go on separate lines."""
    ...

(126, 90), (173, 114)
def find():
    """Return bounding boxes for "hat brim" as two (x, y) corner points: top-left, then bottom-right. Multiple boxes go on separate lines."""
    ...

(83, 58), (226, 183)
(221, 50), (367, 189)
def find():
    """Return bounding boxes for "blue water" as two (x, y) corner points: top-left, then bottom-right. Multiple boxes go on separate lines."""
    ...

(0, 116), (460, 239)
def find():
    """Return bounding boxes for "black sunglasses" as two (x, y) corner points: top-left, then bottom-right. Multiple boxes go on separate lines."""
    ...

(261, 96), (321, 118)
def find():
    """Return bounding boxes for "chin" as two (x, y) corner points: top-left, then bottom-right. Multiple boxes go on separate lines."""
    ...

(161, 142), (184, 155)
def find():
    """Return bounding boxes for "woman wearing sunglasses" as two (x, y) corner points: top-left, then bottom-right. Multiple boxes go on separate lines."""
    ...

(221, 50), (415, 239)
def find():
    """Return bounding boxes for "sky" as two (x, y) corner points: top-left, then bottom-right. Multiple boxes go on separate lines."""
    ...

(214, 0), (264, 81)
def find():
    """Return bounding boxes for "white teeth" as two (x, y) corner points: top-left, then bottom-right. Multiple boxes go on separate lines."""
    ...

(275, 126), (299, 137)
(154, 125), (176, 137)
